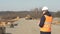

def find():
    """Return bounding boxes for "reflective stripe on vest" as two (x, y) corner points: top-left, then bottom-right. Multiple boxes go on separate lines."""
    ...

(40, 15), (52, 32)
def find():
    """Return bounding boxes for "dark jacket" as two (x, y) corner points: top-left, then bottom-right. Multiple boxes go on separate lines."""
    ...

(39, 15), (45, 27)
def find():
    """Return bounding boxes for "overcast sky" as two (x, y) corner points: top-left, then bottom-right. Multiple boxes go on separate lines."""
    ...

(0, 0), (60, 11)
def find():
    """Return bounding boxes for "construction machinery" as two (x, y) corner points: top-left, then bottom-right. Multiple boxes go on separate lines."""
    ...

(25, 15), (32, 20)
(0, 16), (20, 28)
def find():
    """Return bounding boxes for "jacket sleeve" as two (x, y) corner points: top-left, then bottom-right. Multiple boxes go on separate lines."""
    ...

(39, 16), (45, 27)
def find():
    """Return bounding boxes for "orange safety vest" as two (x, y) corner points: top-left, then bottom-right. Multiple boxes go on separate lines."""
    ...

(40, 15), (52, 32)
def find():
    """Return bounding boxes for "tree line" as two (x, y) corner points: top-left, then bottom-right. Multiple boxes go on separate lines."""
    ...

(0, 10), (60, 19)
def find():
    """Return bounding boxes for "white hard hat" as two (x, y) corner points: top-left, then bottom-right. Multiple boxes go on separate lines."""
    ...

(42, 6), (48, 11)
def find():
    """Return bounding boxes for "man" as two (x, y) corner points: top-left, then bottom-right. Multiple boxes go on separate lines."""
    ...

(39, 6), (53, 34)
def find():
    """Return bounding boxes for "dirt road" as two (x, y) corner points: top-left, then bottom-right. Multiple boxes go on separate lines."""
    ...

(6, 18), (60, 34)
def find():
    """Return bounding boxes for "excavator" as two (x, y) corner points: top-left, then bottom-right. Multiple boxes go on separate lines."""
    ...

(0, 16), (20, 28)
(25, 15), (32, 20)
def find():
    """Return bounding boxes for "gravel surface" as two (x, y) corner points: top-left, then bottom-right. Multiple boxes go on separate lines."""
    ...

(6, 18), (60, 34)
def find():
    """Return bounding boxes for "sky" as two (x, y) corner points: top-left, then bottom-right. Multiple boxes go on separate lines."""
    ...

(0, 0), (60, 11)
